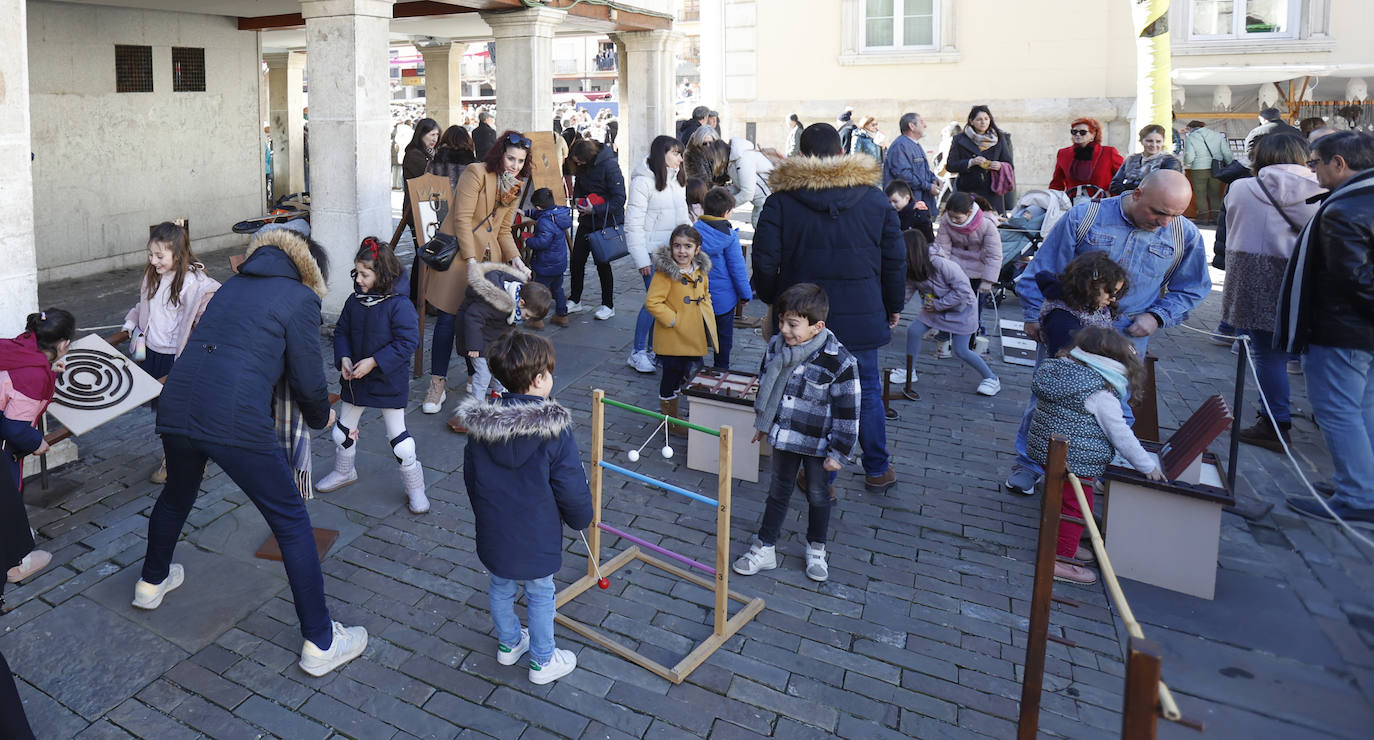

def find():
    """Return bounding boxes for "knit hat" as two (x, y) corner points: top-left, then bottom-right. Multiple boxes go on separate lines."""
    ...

(838, 110), (853, 123)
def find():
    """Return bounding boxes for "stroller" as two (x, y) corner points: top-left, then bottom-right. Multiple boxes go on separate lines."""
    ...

(991, 188), (1071, 304)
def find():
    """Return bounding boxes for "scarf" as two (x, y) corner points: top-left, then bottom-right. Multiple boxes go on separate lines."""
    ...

(272, 378), (312, 501)
(497, 172), (524, 206)
(967, 128), (998, 152)
(754, 329), (831, 433)
(1069, 347), (1129, 399)
(946, 203), (984, 235)
(352, 290), (395, 308)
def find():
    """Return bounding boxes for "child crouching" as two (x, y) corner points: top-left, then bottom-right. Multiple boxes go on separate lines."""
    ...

(645, 225), (717, 435)
(457, 331), (593, 684)
(733, 284), (859, 583)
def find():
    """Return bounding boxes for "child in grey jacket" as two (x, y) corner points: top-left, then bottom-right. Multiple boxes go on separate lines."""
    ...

(733, 283), (859, 583)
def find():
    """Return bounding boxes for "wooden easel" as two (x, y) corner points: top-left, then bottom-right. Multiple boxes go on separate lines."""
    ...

(555, 389), (766, 684)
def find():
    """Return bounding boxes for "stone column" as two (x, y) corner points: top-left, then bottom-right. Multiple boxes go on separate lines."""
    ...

(613, 30), (680, 177)
(0, 0), (38, 336)
(264, 51), (307, 198)
(417, 41), (462, 129)
(301, 0), (395, 317)
(480, 7), (566, 134)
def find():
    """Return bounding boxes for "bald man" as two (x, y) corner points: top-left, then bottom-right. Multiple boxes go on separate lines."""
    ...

(1004, 170), (1212, 495)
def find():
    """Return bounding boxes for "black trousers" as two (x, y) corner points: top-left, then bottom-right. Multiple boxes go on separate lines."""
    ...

(569, 226), (614, 309)
(0, 650), (34, 740)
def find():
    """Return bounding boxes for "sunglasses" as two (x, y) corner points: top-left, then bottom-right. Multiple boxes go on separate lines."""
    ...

(506, 133), (533, 149)
(1070, 129), (1091, 136)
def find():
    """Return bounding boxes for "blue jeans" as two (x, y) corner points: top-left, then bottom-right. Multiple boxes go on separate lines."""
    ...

(850, 348), (889, 477)
(1014, 324), (1148, 475)
(906, 319), (996, 381)
(759, 450), (831, 545)
(142, 435), (333, 647)
(534, 272), (567, 317)
(634, 270), (654, 353)
(714, 311), (735, 369)
(489, 574), (557, 664)
(1246, 329), (1290, 423)
(1304, 344), (1374, 510)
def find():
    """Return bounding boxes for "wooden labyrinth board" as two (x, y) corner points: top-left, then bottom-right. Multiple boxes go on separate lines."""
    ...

(998, 318), (1038, 367)
(47, 334), (162, 436)
(682, 367), (760, 406)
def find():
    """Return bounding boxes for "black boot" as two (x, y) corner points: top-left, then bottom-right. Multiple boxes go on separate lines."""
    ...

(1237, 415), (1291, 453)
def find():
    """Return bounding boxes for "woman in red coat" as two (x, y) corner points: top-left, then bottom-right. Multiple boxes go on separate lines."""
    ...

(1049, 118), (1123, 200)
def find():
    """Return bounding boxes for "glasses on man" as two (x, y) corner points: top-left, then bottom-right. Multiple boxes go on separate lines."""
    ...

(1070, 129), (1091, 136)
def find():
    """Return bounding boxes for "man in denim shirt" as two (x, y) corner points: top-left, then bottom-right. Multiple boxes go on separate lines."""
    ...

(882, 113), (940, 213)
(1004, 170), (1210, 494)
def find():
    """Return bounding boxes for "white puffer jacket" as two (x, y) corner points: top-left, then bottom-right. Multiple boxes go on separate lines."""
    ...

(625, 160), (690, 269)
(728, 138), (775, 228)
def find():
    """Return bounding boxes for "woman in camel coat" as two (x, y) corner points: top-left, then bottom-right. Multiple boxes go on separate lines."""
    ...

(422, 130), (533, 416)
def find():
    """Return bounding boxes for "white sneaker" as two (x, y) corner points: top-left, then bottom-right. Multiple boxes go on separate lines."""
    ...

(935, 340), (953, 359)
(627, 350), (656, 373)
(528, 647), (576, 685)
(497, 628), (530, 665)
(299, 621), (369, 677)
(976, 377), (1002, 396)
(566, 301), (585, 314)
(132, 563), (184, 610)
(888, 368), (916, 384)
(805, 543), (829, 582)
(422, 377), (447, 414)
(594, 305), (615, 321)
(732, 541), (778, 575)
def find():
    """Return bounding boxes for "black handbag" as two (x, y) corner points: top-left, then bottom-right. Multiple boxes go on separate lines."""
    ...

(419, 232), (458, 271)
(586, 209), (629, 263)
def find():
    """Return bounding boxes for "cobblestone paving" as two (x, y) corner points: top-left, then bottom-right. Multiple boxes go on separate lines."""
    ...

(5, 225), (1371, 739)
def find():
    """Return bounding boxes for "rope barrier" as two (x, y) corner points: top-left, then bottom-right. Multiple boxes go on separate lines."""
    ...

(599, 460), (720, 507)
(1066, 473), (1183, 723)
(599, 397), (721, 437)
(1175, 323), (1374, 550)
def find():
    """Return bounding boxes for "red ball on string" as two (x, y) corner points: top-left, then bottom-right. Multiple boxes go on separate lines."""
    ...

(597, 577), (609, 590)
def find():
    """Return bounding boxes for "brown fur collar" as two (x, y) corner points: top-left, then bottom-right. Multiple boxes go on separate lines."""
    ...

(467, 261), (526, 313)
(245, 227), (327, 298)
(767, 154), (882, 193)
(651, 245), (712, 280)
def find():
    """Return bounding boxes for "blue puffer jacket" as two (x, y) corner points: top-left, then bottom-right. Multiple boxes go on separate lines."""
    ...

(459, 394), (594, 581)
(524, 206), (573, 276)
(752, 154), (906, 351)
(333, 271), (419, 409)
(157, 227), (331, 449)
(696, 217), (752, 313)
(573, 144), (626, 231)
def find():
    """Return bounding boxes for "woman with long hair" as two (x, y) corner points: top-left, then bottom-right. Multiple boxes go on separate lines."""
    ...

(401, 118), (441, 248)
(624, 134), (690, 372)
(422, 131), (535, 427)
(946, 105), (1015, 212)
(566, 138), (626, 321)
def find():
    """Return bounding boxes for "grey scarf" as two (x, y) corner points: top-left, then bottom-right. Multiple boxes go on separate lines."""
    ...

(754, 329), (831, 433)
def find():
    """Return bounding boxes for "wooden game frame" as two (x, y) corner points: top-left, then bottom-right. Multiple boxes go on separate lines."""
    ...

(554, 389), (766, 684)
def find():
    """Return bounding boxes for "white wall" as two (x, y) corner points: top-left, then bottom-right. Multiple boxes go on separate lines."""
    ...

(28, 2), (262, 281)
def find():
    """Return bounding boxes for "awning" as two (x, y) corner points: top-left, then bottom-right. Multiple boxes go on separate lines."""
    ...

(1172, 64), (1374, 86)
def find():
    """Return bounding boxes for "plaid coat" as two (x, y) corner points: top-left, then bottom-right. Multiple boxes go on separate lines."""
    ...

(760, 331), (860, 463)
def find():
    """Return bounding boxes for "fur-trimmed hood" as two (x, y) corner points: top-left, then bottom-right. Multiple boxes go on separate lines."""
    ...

(466, 261), (526, 313)
(768, 154), (881, 193)
(766, 154), (883, 217)
(650, 245), (711, 280)
(244, 226), (327, 298)
(458, 395), (572, 467)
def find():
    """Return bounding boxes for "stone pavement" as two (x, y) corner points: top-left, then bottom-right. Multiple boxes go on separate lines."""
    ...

(5, 222), (1372, 739)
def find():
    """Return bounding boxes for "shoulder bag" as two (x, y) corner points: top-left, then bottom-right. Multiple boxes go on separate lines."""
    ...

(586, 206), (629, 264)
(1254, 175), (1306, 234)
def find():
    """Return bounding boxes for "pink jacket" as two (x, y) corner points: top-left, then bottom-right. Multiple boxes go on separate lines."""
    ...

(122, 265), (220, 357)
(933, 209), (1002, 284)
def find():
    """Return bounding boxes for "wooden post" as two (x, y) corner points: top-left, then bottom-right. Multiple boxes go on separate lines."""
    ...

(590, 389), (605, 579)
(1122, 636), (1164, 740)
(1018, 435), (1068, 740)
(714, 425), (733, 636)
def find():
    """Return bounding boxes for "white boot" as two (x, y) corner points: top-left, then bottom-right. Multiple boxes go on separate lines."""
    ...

(316, 445), (358, 492)
(401, 459), (429, 514)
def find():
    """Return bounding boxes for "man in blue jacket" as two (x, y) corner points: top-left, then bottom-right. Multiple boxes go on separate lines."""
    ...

(882, 112), (940, 213)
(753, 123), (906, 493)
(1004, 170), (1211, 495)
